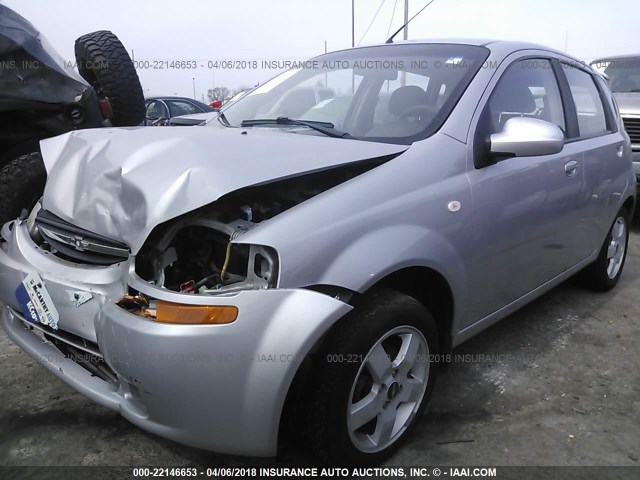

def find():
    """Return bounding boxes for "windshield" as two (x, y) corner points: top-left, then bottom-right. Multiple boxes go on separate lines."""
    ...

(591, 57), (640, 93)
(217, 44), (489, 144)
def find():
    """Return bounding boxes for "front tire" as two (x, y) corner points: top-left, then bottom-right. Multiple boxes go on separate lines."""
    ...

(578, 208), (630, 291)
(303, 289), (439, 465)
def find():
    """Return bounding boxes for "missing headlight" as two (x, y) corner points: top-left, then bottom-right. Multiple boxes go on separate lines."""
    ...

(135, 213), (278, 294)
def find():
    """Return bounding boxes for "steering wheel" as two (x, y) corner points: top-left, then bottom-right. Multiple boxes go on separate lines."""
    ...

(151, 117), (168, 126)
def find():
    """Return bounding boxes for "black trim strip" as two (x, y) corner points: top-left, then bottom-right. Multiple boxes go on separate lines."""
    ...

(552, 58), (580, 139)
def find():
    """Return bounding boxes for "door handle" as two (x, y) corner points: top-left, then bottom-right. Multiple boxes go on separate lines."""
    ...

(564, 160), (579, 177)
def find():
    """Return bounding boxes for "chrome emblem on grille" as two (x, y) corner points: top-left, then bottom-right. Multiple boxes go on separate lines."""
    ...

(73, 236), (89, 251)
(38, 226), (129, 259)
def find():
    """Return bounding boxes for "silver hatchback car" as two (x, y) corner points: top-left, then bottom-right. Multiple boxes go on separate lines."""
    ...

(0, 39), (635, 465)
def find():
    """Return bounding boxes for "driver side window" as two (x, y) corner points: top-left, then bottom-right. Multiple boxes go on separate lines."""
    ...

(488, 59), (566, 136)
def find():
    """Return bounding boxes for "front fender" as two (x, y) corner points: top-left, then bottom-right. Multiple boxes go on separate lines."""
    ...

(313, 224), (467, 301)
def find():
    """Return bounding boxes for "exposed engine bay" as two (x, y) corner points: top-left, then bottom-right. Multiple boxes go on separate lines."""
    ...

(134, 161), (384, 294)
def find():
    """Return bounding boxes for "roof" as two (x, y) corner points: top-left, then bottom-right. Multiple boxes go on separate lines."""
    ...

(324, 38), (581, 63)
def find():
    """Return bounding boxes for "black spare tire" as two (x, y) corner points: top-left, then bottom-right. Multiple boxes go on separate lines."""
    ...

(74, 30), (145, 126)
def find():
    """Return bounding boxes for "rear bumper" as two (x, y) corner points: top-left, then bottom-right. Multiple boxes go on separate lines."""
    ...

(0, 222), (352, 456)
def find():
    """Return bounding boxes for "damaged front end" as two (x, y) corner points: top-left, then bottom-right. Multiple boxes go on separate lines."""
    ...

(132, 162), (382, 296)
(27, 123), (406, 327)
(23, 156), (388, 321)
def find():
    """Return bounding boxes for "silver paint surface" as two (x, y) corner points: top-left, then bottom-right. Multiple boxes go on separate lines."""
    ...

(0, 39), (635, 456)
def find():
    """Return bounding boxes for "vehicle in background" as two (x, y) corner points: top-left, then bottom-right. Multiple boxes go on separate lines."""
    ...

(0, 5), (145, 224)
(169, 90), (253, 126)
(591, 55), (640, 185)
(167, 112), (218, 126)
(145, 96), (213, 126)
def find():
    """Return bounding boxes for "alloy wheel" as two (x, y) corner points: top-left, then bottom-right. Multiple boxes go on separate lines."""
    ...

(347, 325), (429, 453)
(606, 216), (627, 279)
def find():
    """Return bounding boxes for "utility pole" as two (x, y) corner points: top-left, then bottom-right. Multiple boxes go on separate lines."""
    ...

(192, 77), (196, 100)
(351, 1), (355, 93)
(401, 0), (408, 85)
(403, 0), (409, 40)
(324, 40), (328, 87)
(351, 0), (355, 47)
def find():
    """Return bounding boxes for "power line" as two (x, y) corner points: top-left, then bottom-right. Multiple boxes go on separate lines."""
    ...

(358, 0), (387, 47)
(387, 0), (439, 44)
(386, 0), (399, 38)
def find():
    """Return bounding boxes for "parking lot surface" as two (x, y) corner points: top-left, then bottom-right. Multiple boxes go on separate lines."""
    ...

(1, 227), (639, 467)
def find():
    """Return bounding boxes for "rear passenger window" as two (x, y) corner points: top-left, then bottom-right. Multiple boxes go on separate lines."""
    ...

(563, 66), (609, 137)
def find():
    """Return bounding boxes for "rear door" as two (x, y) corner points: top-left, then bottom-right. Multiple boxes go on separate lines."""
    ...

(466, 56), (589, 321)
(559, 63), (629, 245)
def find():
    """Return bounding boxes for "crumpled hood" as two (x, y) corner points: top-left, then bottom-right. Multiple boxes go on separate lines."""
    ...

(613, 93), (640, 115)
(40, 126), (406, 253)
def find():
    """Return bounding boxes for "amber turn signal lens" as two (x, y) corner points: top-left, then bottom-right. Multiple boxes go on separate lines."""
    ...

(154, 301), (238, 324)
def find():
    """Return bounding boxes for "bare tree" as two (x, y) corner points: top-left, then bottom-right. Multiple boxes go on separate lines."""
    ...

(207, 87), (231, 102)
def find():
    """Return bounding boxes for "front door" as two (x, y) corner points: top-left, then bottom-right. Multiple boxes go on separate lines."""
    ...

(466, 57), (587, 322)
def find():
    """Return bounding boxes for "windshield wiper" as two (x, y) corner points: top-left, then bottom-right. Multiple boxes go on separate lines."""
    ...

(240, 116), (353, 139)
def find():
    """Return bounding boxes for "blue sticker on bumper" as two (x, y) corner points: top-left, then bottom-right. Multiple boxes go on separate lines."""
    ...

(15, 282), (39, 325)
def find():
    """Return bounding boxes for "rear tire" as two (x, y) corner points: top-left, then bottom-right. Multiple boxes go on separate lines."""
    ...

(0, 152), (46, 225)
(577, 208), (630, 291)
(74, 30), (145, 126)
(302, 289), (439, 465)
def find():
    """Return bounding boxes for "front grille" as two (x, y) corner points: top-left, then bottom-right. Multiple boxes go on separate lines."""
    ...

(622, 116), (640, 148)
(35, 210), (129, 265)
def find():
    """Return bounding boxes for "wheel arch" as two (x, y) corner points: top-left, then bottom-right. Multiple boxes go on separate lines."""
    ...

(623, 194), (635, 217)
(278, 265), (455, 452)
(371, 266), (455, 355)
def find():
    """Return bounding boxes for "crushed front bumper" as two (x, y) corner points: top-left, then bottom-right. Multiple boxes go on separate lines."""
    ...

(0, 221), (352, 456)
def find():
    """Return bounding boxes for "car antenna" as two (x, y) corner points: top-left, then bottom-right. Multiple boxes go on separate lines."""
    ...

(386, 0), (439, 44)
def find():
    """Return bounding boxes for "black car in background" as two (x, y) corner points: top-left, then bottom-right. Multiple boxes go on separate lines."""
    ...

(145, 97), (214, 125)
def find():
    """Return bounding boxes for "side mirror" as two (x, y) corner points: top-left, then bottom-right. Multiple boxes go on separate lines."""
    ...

(490, 117), (564, 158)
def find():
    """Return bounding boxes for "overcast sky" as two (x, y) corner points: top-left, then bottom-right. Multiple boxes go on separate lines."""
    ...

(4, 0), (640, 101)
